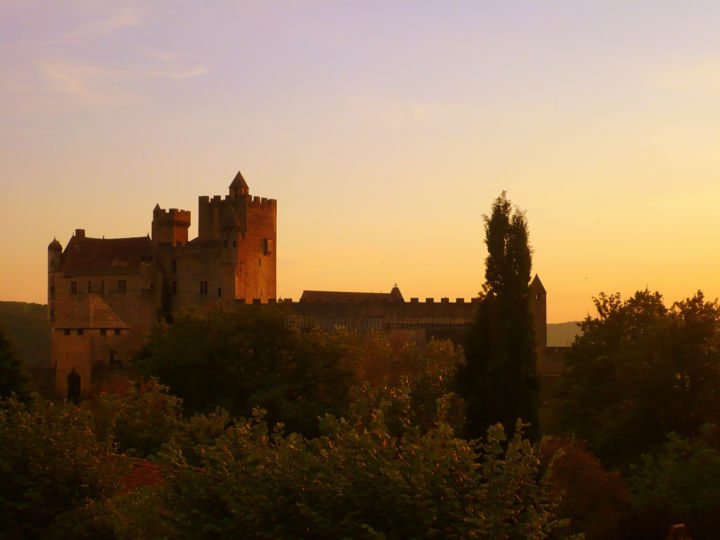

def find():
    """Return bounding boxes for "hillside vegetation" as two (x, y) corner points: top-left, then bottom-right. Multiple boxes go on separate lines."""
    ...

(0, 301), (50, 368)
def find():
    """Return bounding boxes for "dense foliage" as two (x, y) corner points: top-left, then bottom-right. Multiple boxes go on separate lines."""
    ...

(135, 309), (467, 439)
(0, 394), (564, 539)
(0, 301), (50, 369)
(560, 289), (720, 469)
(9, 283), (720, 537)
(0, 324), (28, 398)
(0, 397), (123, 539)
(85, 378), (182, 457)
(458, 192), (539, 440)
(628, 424), (720, 540)
(152, 412), (560, 539)
(540, 437), (630, 540)
(344, 331), (466, 434)
(134, 307), (353, 437)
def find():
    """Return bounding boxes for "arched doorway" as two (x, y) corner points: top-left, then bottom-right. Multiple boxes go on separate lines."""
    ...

(67, 368), (81, 403)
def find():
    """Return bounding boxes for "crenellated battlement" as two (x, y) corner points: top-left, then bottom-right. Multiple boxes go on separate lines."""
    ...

(152, 206), (191, 226)
(151, 204), (191, 245)
(296, 296), (478, 304)
(197, 194), (275, 211)
(248, 196), (277, 209)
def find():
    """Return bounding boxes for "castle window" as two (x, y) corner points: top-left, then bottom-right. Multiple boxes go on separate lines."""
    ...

(50, 309), (55, 322)
(218, 287), (222, 297)
(118, 280), (127, 294)
(263, 238), (273, 255)
(200, 281), (208, 295)
(64, 329), (71, 336)
(100, 329), (107, 336)
(49, 284), (55, 299)
(70, 281), (77, 295)
(87, 281), (92, 293)
(172, 281), (177, 294)
(114, 329), (121, 336)
(77, 329), (84, 335)
(171, 259), (177, 273)
(109, 350), (119, 364)
(232, 240), (236, 247)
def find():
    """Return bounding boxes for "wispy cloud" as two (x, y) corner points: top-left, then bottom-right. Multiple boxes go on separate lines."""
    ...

(2, 4), (210, 109)
(36, 60), (211, 104)
(0, 3), (145, 50)
(37, 62), (125, 104)
(646, 58), (720, 94)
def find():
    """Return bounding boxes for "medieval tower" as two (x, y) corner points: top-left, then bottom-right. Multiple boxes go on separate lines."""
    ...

(48, 172), (276, 398)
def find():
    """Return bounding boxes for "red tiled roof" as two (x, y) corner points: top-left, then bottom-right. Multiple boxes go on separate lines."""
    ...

(58, 235), (154, 276)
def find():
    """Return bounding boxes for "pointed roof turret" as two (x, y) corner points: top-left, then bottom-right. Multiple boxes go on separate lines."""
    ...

(48, 237), (62, 250)
(530, 274), (545, 294)
(153, 203), (162, 215)
(229, 171), (249, 198)
(390, 284), (404, 302)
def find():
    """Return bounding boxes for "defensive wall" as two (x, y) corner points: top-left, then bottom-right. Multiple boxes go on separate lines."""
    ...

(234, 294), (562, 377)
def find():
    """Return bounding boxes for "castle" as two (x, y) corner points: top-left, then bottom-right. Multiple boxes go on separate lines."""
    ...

(48, 172), (276, 396)
(48, 171), (548, 398)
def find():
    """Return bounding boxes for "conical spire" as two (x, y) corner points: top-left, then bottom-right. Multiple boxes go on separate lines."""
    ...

(530, 274), (545, 294)
(229, 171), (249, 198)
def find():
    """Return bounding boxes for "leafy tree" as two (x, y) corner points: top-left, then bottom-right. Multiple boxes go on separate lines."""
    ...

(345, 331), (466, 434)
(540, 436), (631, 540)
(0, 301), (50, 369)
(628, 424), (720, 540)
(134, 306), (353, 437)
(152, 409), (561, 539)
(560, 290), (720, 469)
(0, 396), (124, 539)
(458, 192), (539, 440)
(84, 377), (182, 457)
(0, 324), (28, 398)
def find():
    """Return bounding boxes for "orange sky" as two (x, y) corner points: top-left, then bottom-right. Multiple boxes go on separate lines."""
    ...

(2, 2), (720, 322)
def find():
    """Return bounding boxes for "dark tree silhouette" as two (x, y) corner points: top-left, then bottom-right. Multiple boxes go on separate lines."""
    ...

(560, 290), (720, 469)
(133, 306), (354, 437)
(0, 324), (28, 398)
(458, 192), (539, 440)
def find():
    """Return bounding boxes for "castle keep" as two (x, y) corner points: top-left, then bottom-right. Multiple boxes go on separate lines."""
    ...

(48, 172), (276, 396)
(48, 170), (549, 398)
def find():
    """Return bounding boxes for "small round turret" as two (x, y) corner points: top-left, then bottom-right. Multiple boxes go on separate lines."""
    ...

(48, 238), (62, 272)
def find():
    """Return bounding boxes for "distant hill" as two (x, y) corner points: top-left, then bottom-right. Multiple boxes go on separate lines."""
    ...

(547, 321), (582, 347)
(0, 302), (50, 368)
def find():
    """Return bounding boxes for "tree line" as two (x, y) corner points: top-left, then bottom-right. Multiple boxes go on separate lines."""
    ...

(1, 192), (719, 538)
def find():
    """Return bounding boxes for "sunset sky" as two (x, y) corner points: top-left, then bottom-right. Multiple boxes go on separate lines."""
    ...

(2, 1), (720, 323)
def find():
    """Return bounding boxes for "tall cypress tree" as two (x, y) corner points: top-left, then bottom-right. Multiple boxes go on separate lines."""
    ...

(458, 192), (539, 440)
